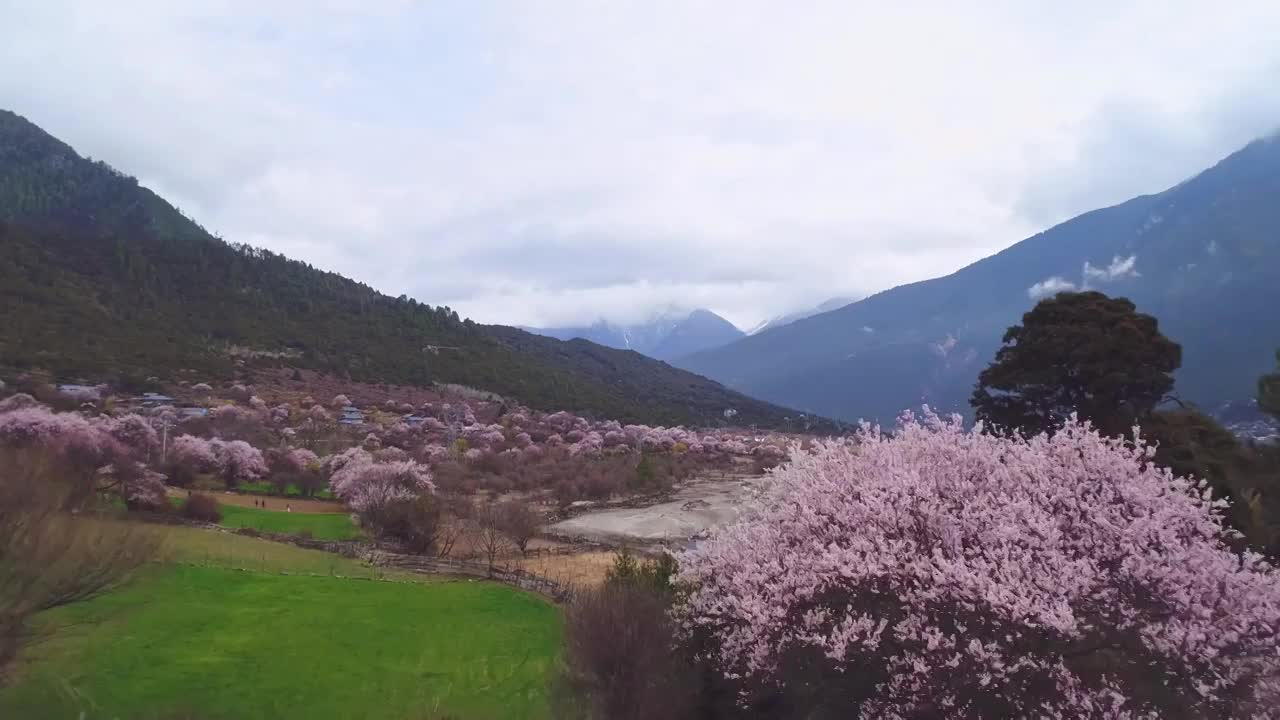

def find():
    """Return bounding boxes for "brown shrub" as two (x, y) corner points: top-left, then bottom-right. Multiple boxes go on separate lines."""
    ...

(555, 582), (700, 720)
(364, 495), (442, 555)
(473, 501), (512, 572)
(0, 447), (159, 677)
(181, 493), (222, 523)
(495, 499), (540, 556)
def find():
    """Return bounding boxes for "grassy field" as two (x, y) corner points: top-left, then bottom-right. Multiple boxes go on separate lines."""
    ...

(1, 529), (563, 720)
(160, 525), (389, 578)
(238, 480), (337, 500)
(216, 503), (362, 541)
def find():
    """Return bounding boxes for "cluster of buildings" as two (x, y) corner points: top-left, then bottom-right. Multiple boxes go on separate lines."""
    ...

(127, 392), (207, 419)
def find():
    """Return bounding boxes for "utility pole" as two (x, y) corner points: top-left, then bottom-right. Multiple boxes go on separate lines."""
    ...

(152, 416), (173, 463)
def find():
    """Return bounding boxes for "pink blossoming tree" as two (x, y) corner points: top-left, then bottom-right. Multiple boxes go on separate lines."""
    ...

(676, 411), (1280, 718)
(0, 406), (124, 471)
(545, 411), (577, 432)
(210, 439), (267, 486)
(0, 405), (162, 508)
(170, 434), (222, 474)
(0, 393), (39, 413)
(322, 446), (371, 477)
(284, 447), (320, 473)
(101, 413), (161, 459)
(329, 457), (434, 514)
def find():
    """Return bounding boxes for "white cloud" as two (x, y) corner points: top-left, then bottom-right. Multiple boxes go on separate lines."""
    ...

(1083, 255), (1140, 284)
(1028, 276), (1079, 300)
(931, 334), (958, 358)
(2, 2), (1279, 327)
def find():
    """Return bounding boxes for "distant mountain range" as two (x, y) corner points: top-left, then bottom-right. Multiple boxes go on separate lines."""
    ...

(678, 134), (1280, 424)
(1214, 400), (1280, 445)
(746, 297), (858, 336)
(525, 309), (744, 361)
(0, 108), (815, 429)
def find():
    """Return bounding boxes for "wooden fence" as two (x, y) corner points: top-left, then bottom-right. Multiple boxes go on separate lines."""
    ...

(143, 514), (579, 601)
(222, 527), (571, 600)
(366, 551), (572, 601)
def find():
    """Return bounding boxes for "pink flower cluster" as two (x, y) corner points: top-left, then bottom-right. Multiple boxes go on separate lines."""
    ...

(328, 451), (434, 513)
(0, 393), (39, 413)
(213, 438), (268, 483)
(283, 447), (320, 473)
(102, 414), (161, 457)
(676, 411), (1280, 718)
(170, 434), (221, 473)
(169, 435), (267, 483)
(0, 404), (167, 507)
(0, 405), (125, 464)
(296, 395), (788, 471)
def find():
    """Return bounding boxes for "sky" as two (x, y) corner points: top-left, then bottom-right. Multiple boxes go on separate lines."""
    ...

(3, 1), (1280, 330)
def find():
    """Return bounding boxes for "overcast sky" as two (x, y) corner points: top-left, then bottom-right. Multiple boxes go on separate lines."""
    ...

(4, 2), (1280, 329)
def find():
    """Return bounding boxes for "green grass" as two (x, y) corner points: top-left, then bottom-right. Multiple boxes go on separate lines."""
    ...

(238, 480), (336, 500)
(214, 503), (362, 541)
(159, 525), (396, 579)
(0, 564), (563, 720)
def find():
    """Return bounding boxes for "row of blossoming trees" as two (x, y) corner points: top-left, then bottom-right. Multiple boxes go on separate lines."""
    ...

(0, 393), (168, 509)
(0, 379), (789, 517)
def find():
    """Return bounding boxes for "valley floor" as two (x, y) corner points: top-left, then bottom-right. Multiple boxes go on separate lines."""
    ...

(546, 471), (765, 546)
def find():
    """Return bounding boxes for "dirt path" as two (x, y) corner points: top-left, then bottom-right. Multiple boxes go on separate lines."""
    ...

(166, 488), (349, 514)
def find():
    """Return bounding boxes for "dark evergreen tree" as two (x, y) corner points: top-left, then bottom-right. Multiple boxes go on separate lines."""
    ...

(971, 291), (1181, 437)
(1261, 348), (1280, 419)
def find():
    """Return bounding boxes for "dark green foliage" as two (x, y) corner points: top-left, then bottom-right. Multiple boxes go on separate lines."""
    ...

(604, 548), (678, 597)
(0, 109), (808, 429)
(1261, 349), (1280, 419)
(632, 454), (656, 491)
(972, 292), (1181, 437)
(1142, 409), (1280, 555)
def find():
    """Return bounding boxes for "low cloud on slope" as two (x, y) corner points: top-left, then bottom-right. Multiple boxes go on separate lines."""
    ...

(1028, 254), (1141, 299)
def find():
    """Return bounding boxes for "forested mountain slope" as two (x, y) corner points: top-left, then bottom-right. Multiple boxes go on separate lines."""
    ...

(0, 109), (806, 428)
